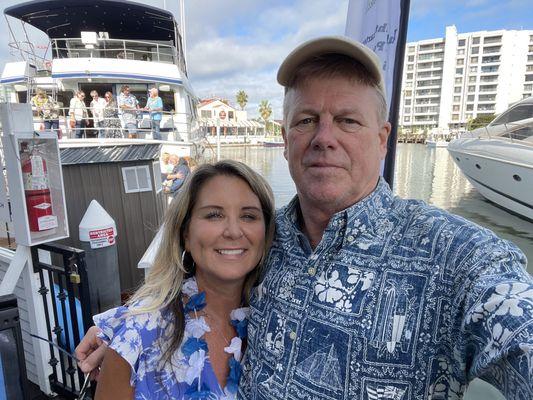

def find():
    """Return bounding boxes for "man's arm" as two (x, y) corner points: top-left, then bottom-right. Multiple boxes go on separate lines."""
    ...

(457, 235), (532, 398)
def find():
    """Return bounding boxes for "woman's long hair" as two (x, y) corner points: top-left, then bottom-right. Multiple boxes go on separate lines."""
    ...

(128, 159), (275, 360)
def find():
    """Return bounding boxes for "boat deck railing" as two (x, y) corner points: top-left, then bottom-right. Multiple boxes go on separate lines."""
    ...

(50, 38), (182, 68)
(464, 119), (533, 145)
(28, 106), (196, 140)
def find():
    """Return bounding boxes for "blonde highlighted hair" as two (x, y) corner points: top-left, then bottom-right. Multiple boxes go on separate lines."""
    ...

(129, 159), (275, 357)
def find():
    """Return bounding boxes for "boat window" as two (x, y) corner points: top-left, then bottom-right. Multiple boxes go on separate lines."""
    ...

(492, 105), (533, 126)
(158, 90), (175, 112)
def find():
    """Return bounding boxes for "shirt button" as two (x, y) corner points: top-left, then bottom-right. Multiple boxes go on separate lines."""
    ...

(307, 267), (316, 276)
(289, 331), (297, 340)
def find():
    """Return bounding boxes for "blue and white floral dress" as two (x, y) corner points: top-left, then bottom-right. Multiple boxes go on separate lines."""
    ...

(94, 278), (248, 400)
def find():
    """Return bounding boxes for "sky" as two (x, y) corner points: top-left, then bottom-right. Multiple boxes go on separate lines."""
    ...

(0, 0), (531, 119)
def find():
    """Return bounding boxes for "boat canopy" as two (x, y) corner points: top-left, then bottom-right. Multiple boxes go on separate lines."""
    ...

(4, 0), (178, 44)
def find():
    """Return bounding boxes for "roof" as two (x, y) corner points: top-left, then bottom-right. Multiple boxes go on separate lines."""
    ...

(60, 143), (161, 165)
(4, 0), (177, 43)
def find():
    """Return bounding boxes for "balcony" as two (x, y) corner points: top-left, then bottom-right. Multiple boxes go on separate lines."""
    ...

(480, 65), (499, 74)
(483, 46), (501, 54)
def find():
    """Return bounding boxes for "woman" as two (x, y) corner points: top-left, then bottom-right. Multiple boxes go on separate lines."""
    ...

(95, 160), (275, 399)
(102, 92), (123, 138)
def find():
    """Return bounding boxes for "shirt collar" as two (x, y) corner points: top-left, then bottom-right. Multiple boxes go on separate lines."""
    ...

(277, 178), (394, 250)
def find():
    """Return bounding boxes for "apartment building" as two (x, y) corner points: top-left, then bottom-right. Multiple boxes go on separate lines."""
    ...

(400, 25), (533, 132)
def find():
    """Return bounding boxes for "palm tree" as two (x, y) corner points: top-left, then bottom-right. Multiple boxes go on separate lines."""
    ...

(236, 90), (248, 110)
(258, 100), (272, 133)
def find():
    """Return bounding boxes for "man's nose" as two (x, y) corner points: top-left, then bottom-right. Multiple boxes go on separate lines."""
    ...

(310, 119), (337, 150)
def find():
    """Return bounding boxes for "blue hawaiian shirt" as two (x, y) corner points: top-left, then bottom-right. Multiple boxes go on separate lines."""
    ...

(239, 179), (533, 399)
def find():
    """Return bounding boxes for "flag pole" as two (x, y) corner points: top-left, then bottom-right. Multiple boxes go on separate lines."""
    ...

(383, 0), (411, 187)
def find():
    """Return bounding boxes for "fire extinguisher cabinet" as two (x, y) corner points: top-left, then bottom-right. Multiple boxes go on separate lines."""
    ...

(1, 130), (69, 246)
(79, 200), (121, 315)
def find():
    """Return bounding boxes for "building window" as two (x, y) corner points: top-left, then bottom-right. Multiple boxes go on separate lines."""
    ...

(452, 114), (459, 121)
(469, 76), (476, 83)
(404, 116), (411, 122)
(122, 166), (153, 194)
(467, 94), (475, 101)
(453, 105), (460, 112)
(404, 108), (411, 114)
(466, 104), (474, 111)
(529, 45), (533, 53)
(470, 66), (478, 73)
(453, 96), (461, 102)
(201, 110), (212, 118)
(454, 87), (462, 93)
(228, 111), (234, 119)
(456, 67), (463, 74)
(457, 58), (464, 66)
(455, 77), (462, 84)
(473, 37), (480, 45)
(470, 56), (478, 64)
(405, 99), (412, 105)
(471, 47), (479, 54)
(407, 64), (414, 70)
(524, 84), (533, 92)
(405, 90), (412, 97)
(408, 55), (415, 62)
(458, 39), (466, 47)
(406, 73), (413, 80)
(526, 75), (533, 82)
(468, 86), (476, 93)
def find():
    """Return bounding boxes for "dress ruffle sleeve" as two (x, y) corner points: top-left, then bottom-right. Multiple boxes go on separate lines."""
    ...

(94, 305), (158, 386)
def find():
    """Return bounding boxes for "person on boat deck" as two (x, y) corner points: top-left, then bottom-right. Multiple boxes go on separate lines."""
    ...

(144, 87), (163, 140)
(102, 92), (123, 139)
(77, 36), (533, 399)
(68, 90), (89, 139)
(31, 88), (61, 136)
(90, 90), (107, 139)
(93, 160), (275, 400)
(118, 85), (139, 138)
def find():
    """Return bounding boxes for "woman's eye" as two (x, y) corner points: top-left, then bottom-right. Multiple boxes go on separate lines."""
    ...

(242, 214), (258, 221)
(206, 211), (223, 219)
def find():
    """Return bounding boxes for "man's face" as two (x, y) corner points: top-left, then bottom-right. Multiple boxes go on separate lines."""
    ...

(282, 76), (390, 215)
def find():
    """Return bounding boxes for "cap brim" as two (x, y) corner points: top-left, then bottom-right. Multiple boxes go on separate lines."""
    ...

(277, 36), (385, 95)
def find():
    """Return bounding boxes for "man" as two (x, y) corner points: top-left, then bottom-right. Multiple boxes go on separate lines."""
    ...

(163, 154), (190, 196)
(90, 90), (107, 138)
(117, 85), (139, 138)
(144, 87), (163, 140)
(69, 90), (89, 138)
(76, 36), (532, 398)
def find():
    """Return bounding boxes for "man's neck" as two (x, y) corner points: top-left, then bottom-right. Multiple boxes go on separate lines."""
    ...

(296, 202), (335, 249)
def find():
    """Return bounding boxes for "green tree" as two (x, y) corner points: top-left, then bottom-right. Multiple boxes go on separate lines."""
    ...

(258, 100), (273, 133)
(467, 114), (496, 131)
(236, 90), (248, 110)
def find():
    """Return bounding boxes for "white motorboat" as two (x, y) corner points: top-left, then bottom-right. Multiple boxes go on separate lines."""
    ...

(1, 0), (199, 142)
(448, 97), (533, 221)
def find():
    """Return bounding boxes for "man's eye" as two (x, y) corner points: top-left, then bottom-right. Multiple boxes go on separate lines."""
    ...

(338, 118), (362, 132)
(294, 117), (316, 131)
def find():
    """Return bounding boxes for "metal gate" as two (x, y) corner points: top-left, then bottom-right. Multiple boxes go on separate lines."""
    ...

(31, 242), (93, 398)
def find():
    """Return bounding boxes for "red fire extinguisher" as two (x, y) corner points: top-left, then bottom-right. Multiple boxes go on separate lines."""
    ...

(20, 142), (58, 232)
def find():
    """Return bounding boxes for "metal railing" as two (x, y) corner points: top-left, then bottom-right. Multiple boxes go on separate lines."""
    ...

(31, 243), (93, 399)
(30, 106), (194, 140)
(51, 37), (180, 66)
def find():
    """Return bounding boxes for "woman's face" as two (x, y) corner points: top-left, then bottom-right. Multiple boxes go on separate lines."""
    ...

(185, 175), (266, 287)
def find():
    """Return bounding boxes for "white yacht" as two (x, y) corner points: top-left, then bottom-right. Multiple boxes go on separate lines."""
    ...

(0, 0), (199, 142)
(448, 97), (533, 221)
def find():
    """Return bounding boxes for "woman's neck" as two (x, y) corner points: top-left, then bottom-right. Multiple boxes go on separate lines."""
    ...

(194, 274), (243, 317)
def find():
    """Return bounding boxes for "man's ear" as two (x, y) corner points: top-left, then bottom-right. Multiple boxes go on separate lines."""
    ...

(378, 121), (391, 160)
(282, 126), (288, 161)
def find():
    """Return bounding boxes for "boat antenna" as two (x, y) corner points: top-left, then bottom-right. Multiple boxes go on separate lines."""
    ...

(179, 0), (187, 65)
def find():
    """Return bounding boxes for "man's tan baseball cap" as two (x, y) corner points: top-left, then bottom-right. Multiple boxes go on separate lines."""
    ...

(277, 35), (385, 96)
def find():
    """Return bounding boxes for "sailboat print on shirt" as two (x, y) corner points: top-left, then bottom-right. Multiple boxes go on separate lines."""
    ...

(295, 344), (343, 391)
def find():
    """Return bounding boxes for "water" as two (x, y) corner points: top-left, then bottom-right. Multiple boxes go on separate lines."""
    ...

(217, 143), (533, 275)
(217, 143), (532, 399)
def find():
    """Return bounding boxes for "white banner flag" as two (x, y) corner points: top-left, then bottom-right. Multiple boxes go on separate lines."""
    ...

(345, 0), (403, 107)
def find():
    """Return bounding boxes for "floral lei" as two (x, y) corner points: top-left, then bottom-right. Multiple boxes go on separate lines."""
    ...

(180, 277), (249, 399)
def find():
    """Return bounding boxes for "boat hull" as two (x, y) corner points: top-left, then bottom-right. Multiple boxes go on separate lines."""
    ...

(448, 138), (533, 221)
